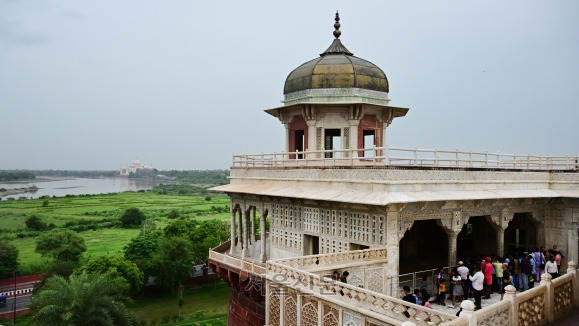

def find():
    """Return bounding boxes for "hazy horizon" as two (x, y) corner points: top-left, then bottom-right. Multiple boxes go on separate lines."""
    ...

(2, 1), (577, 170)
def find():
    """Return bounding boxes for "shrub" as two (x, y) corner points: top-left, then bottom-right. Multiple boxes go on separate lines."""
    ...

(167, 209), (180, 219)
(120, 207), (146, 227)
(25, 215), (47, 231)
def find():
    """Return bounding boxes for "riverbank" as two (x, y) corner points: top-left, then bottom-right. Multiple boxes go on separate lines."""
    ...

(0, 186), (38, 197)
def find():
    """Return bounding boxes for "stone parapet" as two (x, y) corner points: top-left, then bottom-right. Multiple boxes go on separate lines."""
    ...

(215, 168), (579, 206)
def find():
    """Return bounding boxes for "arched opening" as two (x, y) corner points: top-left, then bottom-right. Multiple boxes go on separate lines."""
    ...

(399, 219), (448, 273)
(357, 115), (383, 158)
(324, 129), (341, 158)
(505, 212), (537, 254)
(456, 216), (496, 262)
(289, 115), (307, 159)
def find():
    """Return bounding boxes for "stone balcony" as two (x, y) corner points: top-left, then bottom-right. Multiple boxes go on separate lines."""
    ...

(265, 249), (579, 326)
(231, 146), (579, 171)
(216, 147), (579, 209)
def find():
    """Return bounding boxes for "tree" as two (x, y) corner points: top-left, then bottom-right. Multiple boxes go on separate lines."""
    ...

(163, 219), (197, 238)
(152, 236), (195, 313)
(26, 214), (47, 231)
(29, 271), (135, 326)
(123, 235), (160, 262)
(167, 209), (180, 219)
(190, 220), (229, 263)
(76, 255), (145, 295)
(35, 229), (86, 262)
(0, 239), (18, 279)
(120, 207), (146, 227)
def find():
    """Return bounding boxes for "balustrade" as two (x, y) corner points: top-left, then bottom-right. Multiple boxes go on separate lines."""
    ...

(232, 146), (579, 171)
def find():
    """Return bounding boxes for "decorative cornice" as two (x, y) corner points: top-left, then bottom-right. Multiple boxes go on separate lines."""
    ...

(283, 88), (390, 106)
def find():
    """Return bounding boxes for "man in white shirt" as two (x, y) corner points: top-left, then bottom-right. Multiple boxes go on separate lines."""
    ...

(469, 264), (484, 310)
(457, 261), (469, 297)
(545, 255), (559, 279)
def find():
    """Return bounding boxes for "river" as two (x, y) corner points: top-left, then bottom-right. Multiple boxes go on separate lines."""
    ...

(0, 177), (157, 200)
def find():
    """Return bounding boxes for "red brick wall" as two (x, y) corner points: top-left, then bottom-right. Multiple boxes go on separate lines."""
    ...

(0, 308), (32, 320)
(228, 287), (265, 326)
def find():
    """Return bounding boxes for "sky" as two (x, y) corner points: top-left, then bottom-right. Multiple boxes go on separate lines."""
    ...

(1, 1), (578, 171)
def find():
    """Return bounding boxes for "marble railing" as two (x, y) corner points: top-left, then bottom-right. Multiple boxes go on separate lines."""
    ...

(232, 146), (579, 171)
(437, 262), (579, 326)
(270, 248), (387, 270)
(267, 260), (455, 325)
(208, 247), (267, 275)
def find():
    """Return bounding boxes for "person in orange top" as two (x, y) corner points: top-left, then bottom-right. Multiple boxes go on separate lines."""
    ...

(438, 278), (447, 305)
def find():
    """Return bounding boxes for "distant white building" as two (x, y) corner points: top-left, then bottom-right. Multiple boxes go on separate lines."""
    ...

(120, 158), (153, 176)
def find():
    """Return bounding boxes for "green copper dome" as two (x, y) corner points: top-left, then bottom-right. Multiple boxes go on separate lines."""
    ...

(283, 13), (389, 95)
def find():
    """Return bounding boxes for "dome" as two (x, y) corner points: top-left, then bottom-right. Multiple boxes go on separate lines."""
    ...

(283, 13), (389, 95)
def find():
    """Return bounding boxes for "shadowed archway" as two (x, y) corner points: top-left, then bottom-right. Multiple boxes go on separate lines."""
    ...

(505, 212), (537, 254)
(399, 219), (448, 273)
(456, 216), (497, 262)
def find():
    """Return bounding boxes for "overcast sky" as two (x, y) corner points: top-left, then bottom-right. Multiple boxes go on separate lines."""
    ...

(1, 1), (577, 171)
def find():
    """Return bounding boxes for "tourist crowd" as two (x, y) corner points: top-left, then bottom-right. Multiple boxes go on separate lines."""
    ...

(407, 245), (564, 315)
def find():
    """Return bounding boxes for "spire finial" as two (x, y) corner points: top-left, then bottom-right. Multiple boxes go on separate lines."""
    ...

(333, 11), (341, 39)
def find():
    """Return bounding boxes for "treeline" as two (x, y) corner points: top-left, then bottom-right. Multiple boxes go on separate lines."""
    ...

(0, 171), (36, 182)
(158, 169), (229, 185)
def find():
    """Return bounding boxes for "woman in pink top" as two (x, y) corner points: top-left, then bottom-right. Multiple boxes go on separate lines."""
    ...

(418, 291), (432, 322)
(555, 251), (562, 270)
(483, 257), (493, 299)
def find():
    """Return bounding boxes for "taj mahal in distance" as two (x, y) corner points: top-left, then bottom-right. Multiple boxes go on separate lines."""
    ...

(208, 12), (579, 326)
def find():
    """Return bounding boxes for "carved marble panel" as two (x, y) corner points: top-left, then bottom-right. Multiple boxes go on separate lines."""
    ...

(301, 298), (319, 326)
(367, 267), (385, 294)
(343, 311), (362, 326)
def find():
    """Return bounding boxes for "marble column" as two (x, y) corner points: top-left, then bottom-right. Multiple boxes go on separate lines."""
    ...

(250, 206), (256, 243)
(230, 208), (237, 255)
(306, 120), (317, 159)
(260, 210), (268, 263)
(448, 230), (460, 267)
(237, 209), (243, 252)
(242, 208), (250, 258)
(385, 210), (400, 296)
(496, 227), (505, 258)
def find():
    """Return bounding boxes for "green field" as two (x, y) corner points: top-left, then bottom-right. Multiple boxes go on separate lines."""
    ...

(1, 190), (233, 325)
(130, 281), (229, 325)
(0, 191), (230, 274)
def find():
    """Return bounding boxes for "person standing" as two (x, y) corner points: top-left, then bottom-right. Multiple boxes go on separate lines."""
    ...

(520, 255), (531, 291)
(469, 264), (484, 310)
(545, 255), (559, 279)
(457, 261), (469, 297)
(534, 248), (545, 283)
(340, 271), (349, 283)
(438, 277), (447, 306)
(511, 254), (521, 289)
(402, 286), (415, 318)
(420, 274), (428, 294)
(492, 256), (504, 294)
(555, 249), (563, 272)
(528, 254), (536, 288)
(483, 257), (493, 299)
(500, 263), (512, 301)
(435, 267), (444, 305)
(451, 270), (464, 308)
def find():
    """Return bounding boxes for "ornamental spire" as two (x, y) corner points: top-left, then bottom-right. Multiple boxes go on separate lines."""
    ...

(333, 11), (341, 39)
(320, 11), (353, 56)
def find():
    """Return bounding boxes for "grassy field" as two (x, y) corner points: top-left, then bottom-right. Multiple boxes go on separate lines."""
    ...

(0, 191), (230, 274)
(130, 281), (229, 325)
(2, 189), (233, 325)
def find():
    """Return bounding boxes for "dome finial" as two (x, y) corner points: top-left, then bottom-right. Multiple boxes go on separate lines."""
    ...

(333, 11), (341, 39)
